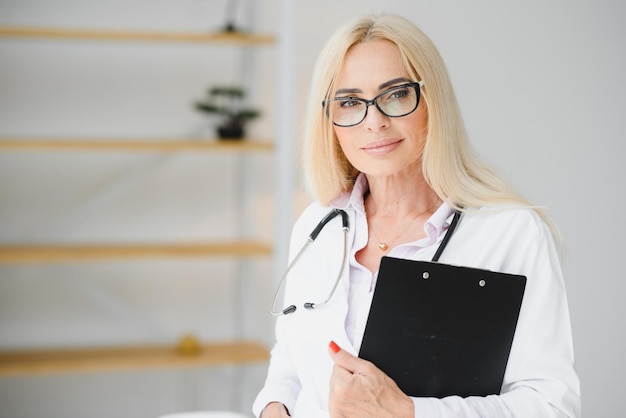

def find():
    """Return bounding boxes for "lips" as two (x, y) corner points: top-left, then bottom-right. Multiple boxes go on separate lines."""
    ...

(361, 137), (403, 155)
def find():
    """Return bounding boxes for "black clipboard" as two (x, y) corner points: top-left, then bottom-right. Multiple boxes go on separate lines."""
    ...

(358, 256), (526, 398)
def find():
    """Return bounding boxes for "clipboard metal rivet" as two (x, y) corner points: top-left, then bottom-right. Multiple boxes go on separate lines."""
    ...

(422, 272), (430, 279)
(479, 279), (486, 287)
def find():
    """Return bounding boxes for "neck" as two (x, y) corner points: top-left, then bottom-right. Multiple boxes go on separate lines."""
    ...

(364, 172), (440, 219)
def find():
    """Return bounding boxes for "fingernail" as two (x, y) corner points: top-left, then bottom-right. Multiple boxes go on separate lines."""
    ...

(329, 340), (340, 353)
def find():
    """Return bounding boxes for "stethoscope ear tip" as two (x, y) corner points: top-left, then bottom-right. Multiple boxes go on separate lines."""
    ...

(283, 305), (297, 315)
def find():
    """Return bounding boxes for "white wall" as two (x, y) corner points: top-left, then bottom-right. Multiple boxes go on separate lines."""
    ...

(0, 1), (624, 417)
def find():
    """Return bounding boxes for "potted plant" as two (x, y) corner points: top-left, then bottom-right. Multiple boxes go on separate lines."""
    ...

(195, 86), (261, 140)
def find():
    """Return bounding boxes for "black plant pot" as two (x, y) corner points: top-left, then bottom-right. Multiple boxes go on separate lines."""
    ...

(217, 119), (245, 140)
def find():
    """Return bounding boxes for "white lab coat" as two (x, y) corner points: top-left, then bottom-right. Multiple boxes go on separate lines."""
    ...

(253, 201), (581, 418)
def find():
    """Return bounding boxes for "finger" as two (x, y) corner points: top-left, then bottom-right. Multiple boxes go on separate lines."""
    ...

(328, 340), (371, 375)
(261, 402), (290, 417)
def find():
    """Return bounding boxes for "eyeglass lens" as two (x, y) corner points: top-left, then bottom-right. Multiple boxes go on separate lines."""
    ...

(328, 83), (420, 127)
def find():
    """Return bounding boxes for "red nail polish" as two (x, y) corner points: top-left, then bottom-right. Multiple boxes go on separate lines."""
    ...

(329, 340), (340, 353)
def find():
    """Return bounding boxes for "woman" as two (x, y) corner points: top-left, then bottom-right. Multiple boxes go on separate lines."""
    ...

(253, 13), (580, 418)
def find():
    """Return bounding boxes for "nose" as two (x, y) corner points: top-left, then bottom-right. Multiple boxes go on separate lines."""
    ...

(362, 102), (390, 131)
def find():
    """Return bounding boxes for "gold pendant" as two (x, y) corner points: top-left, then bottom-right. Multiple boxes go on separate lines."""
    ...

(378, 242), (389, 251)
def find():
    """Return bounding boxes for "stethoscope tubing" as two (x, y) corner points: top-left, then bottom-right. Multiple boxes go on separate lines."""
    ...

(270, 209), (349, 316)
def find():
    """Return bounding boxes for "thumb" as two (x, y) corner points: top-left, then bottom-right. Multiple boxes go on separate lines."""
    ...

(328, 340), (361, 373)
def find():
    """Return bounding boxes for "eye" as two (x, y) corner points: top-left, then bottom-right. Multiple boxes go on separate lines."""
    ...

(336, 97), (363, 108)
(388, 87), (410, 100)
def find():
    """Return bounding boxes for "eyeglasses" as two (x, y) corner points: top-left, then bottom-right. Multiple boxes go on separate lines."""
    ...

(323, 81), (423, 127)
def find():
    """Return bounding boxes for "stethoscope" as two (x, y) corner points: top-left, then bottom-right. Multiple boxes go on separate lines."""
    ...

(270, 207), (462, 316)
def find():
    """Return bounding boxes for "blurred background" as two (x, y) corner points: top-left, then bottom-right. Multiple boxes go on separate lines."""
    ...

(0, 0), (624, 417)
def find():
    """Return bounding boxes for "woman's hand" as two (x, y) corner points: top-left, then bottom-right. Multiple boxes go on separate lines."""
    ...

(260, 402), (290, 417)
(328, 341), (414, 418)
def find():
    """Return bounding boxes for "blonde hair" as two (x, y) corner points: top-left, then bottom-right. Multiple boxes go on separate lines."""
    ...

(302, 13), (561, 245)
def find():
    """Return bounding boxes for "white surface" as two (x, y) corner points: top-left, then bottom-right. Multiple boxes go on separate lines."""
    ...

(158, 412), (250, 418)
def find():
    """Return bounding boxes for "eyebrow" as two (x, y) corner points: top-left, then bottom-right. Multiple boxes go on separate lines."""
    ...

(335, 77), (412, 96)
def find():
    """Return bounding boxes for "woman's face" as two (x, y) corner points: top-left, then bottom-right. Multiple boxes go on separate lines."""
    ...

(332, 40), (428, 179)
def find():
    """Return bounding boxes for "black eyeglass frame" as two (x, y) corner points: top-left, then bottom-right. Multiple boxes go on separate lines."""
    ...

(322, 81), (424, 127)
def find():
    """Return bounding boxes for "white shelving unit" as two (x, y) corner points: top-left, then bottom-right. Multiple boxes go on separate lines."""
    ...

(0, 24), (288, 377)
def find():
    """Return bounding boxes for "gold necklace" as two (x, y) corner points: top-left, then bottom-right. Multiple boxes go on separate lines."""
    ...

(367, 202), (437, 252)
(368, 214), (419, 252)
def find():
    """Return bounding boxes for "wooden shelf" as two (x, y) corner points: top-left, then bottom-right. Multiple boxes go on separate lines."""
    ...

(0, 138), (273, 152)
(0, 26), (274, 45)
(0, 242), (272, 264)
(0, 341), (269, 376)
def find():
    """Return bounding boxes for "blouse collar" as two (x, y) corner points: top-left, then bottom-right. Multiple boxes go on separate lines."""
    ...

(330, 173), (455, 242)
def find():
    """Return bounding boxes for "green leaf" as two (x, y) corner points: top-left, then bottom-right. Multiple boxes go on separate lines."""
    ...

(209, 86), (245, 98)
